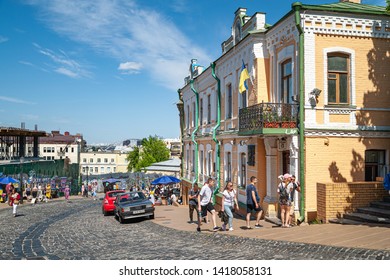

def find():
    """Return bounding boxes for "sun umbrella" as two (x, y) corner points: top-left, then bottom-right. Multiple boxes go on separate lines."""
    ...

(0, 176), (19, 185)
(102, 178), (120, 184)
(151, 175), (181, 185)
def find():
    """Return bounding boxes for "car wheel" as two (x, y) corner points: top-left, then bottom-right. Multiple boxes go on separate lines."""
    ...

(103, 209), (108, 216)
(150, 213), (155, 220)
(118, 214), (124, 224)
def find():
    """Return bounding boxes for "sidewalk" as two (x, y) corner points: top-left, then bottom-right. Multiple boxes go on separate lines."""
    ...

(152, 204), (390, 251)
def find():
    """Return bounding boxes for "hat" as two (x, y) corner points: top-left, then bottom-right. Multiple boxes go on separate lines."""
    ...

(283, 173), (292, 179)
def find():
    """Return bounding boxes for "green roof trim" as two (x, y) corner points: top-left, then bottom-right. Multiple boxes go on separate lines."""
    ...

(298, 1), (389, 16)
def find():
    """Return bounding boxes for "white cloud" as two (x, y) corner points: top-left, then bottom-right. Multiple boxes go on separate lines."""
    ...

(25, 0), (212, 90)
(118, 61), (142, 74)
(33, 43), (91, 79)
(0, 96), (35, 105)
(0, 36), (8, 43)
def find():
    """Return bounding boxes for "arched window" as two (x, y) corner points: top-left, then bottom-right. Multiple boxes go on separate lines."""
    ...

(281, 59), (292, 103)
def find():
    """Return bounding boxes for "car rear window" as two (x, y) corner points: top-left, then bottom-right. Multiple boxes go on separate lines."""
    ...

(119, 192), (146, 203)
(108, 191), (124, 198)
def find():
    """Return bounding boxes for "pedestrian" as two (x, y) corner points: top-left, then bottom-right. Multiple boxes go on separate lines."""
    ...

(245, 176), (263, 229)
(221, 181), (239, 231)
(46, 184), (52, 200)
(32, 184), (38, 204)
(64, 184), (70, 202)
(25, 184), (31, 201)
(290, 175), (301, 226)
(5, 183), (14, 203)
(197, 178), (219, 232)
(9, 188), (21, 217)
(188, 183), (200, 224)
(81, 184), (85, 197)
(278, 173), (293, 228)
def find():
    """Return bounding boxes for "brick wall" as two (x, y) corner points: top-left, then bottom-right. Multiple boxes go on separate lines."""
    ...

(317, 182), (388, 222)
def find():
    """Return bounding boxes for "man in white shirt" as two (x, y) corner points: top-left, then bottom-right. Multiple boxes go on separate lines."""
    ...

(197, 178), (219, 232)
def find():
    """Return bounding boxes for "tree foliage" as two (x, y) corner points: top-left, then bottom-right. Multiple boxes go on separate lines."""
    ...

(126, 135), (170, 172)
(387, 0), (390, 13)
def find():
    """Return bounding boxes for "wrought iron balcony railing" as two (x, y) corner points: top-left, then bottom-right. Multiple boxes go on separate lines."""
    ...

(239, 102), (299, 134)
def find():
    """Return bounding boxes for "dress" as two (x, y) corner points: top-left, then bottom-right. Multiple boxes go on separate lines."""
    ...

(64, 186), (70, 200)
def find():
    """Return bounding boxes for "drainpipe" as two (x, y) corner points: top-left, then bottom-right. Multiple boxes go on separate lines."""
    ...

(293, 2), (305, 223)
(211, 62), (221, 203)
(190, 80), (199, 186)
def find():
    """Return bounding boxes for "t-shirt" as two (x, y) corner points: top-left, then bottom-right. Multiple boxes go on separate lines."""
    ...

(246, 184), (259, 205)
(199, 184), (213, 206)
(222, 189), (236, 207)
(188, 188), (199, 205)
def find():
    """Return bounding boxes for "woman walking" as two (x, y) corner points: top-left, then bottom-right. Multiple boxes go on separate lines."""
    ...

(64, 185), (70, 202)
(9, 188), (21, 217)
(221, 181), (239, 231)
(278, 174), (293, 228)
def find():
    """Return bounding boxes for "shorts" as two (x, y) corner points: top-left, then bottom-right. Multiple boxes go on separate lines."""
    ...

(200, 202), (215, 218)
(246, 203), (262, 213)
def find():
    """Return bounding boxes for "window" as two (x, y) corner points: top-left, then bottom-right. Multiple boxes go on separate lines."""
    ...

(207, 151), (212, 176)
(248, 145), (255, 166)
(193, 102), (196, 127)
(104, 158), (108, 163)
(281, 59), (292, 103)
(240, 153), (247, 187)
(226, 84), (232, 119)
(111, 158), (114, 163)
(187, 105), (190, 129)
(83, 158), (87, 163)
(200, 98), (203, 125)
(113, 167), (116, 172)
(192, 150), (195, 172)
(95, 167), (98, 173)
(207, 95), (211, 124)
(107, 167), (111, 173)
(89, 167), (93, 173)
(327, 53), (349, 105)
(97, 158), (101, 163)
(226, 152), (232, 181)
(200, 150), (204, 174)
(100, 167), (104, 173)
(365, 150), (386, 181)
(89, 158), (93, 163)
(240, 90), (247, 109)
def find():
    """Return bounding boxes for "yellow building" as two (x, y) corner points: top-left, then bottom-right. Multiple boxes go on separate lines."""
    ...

(177, 0), (390, 222)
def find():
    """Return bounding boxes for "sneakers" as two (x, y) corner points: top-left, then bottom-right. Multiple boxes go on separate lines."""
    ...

(196, 227), (201, 232)
(221, 224), (226, 231)
(229, 227), (234, 231)
(212, 226), (220, 232)
(255, 224), (262, 228)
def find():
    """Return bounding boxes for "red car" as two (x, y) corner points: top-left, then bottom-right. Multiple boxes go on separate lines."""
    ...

(102, 190), (125, 216)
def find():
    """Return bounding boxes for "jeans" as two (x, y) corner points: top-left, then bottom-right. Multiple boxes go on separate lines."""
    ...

(224, 205), (234, 228)
(189, 204), (199, 222)
(13, 204), (18, 215)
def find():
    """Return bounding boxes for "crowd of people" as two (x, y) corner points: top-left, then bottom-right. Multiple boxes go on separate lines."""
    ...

(188, 173), (300, 232)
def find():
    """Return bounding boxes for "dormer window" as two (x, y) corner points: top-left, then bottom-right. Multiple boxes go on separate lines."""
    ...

(234, 19), (241, 44)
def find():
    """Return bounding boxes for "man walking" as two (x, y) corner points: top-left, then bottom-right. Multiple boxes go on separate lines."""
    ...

(197, 178), (219, 232)
(246, 176), (263, 229)
(188, 183), (200, 224)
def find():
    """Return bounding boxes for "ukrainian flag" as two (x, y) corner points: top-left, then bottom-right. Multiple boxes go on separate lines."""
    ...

(239, 60), (250, 94)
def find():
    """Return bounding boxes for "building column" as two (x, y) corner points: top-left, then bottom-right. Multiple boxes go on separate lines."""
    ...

(263, 137), (278, 218)
(33, 136), (39, 158)
(289, 136), (300, 219)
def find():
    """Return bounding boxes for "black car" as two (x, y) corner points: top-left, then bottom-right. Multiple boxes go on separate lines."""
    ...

(114, 191), (155, 223)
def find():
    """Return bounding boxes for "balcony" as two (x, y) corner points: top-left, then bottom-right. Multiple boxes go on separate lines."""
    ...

(238, 102), (299, 136)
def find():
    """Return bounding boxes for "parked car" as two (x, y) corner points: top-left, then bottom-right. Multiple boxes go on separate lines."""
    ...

(102, 190), (125, 216)
(114, 191), (155, 223)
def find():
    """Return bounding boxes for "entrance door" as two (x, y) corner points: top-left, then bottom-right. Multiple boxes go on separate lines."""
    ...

(282, 150), (290, 175)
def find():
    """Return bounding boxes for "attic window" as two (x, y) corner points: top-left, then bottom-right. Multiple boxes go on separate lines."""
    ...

(234, 19), (241, 44)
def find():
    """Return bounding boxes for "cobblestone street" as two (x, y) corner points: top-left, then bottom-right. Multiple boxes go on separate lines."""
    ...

(0, 198), (389, 260)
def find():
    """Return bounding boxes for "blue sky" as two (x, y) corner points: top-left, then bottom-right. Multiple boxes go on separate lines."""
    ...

(0, 0), (386, 144)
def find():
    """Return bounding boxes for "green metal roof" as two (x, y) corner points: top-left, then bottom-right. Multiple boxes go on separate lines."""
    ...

(298, 1), (389, 16)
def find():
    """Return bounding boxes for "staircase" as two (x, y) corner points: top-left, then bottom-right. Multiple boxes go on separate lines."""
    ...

(329, 196), (390, 225)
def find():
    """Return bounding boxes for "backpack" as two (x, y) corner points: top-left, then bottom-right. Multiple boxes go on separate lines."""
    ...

(279, 185), (289, 200)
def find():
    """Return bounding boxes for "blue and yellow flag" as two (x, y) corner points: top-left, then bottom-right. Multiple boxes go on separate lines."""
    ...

(239, 60), (250, 94)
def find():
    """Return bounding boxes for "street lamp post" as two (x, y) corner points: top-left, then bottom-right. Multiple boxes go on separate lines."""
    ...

(86, 165), (89, 197)
(19, 157), (24, 204)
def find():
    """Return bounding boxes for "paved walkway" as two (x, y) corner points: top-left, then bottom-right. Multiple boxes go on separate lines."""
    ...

(153, 204), (390, 251)
(2, 196), (389, 251)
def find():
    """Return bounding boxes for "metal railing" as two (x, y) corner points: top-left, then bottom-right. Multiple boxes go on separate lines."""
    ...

(239, 102), (299, 133)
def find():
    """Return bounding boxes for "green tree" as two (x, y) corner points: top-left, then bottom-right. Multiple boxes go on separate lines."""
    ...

(387, 0), (390, 12)
(126, 135), (170, 172)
